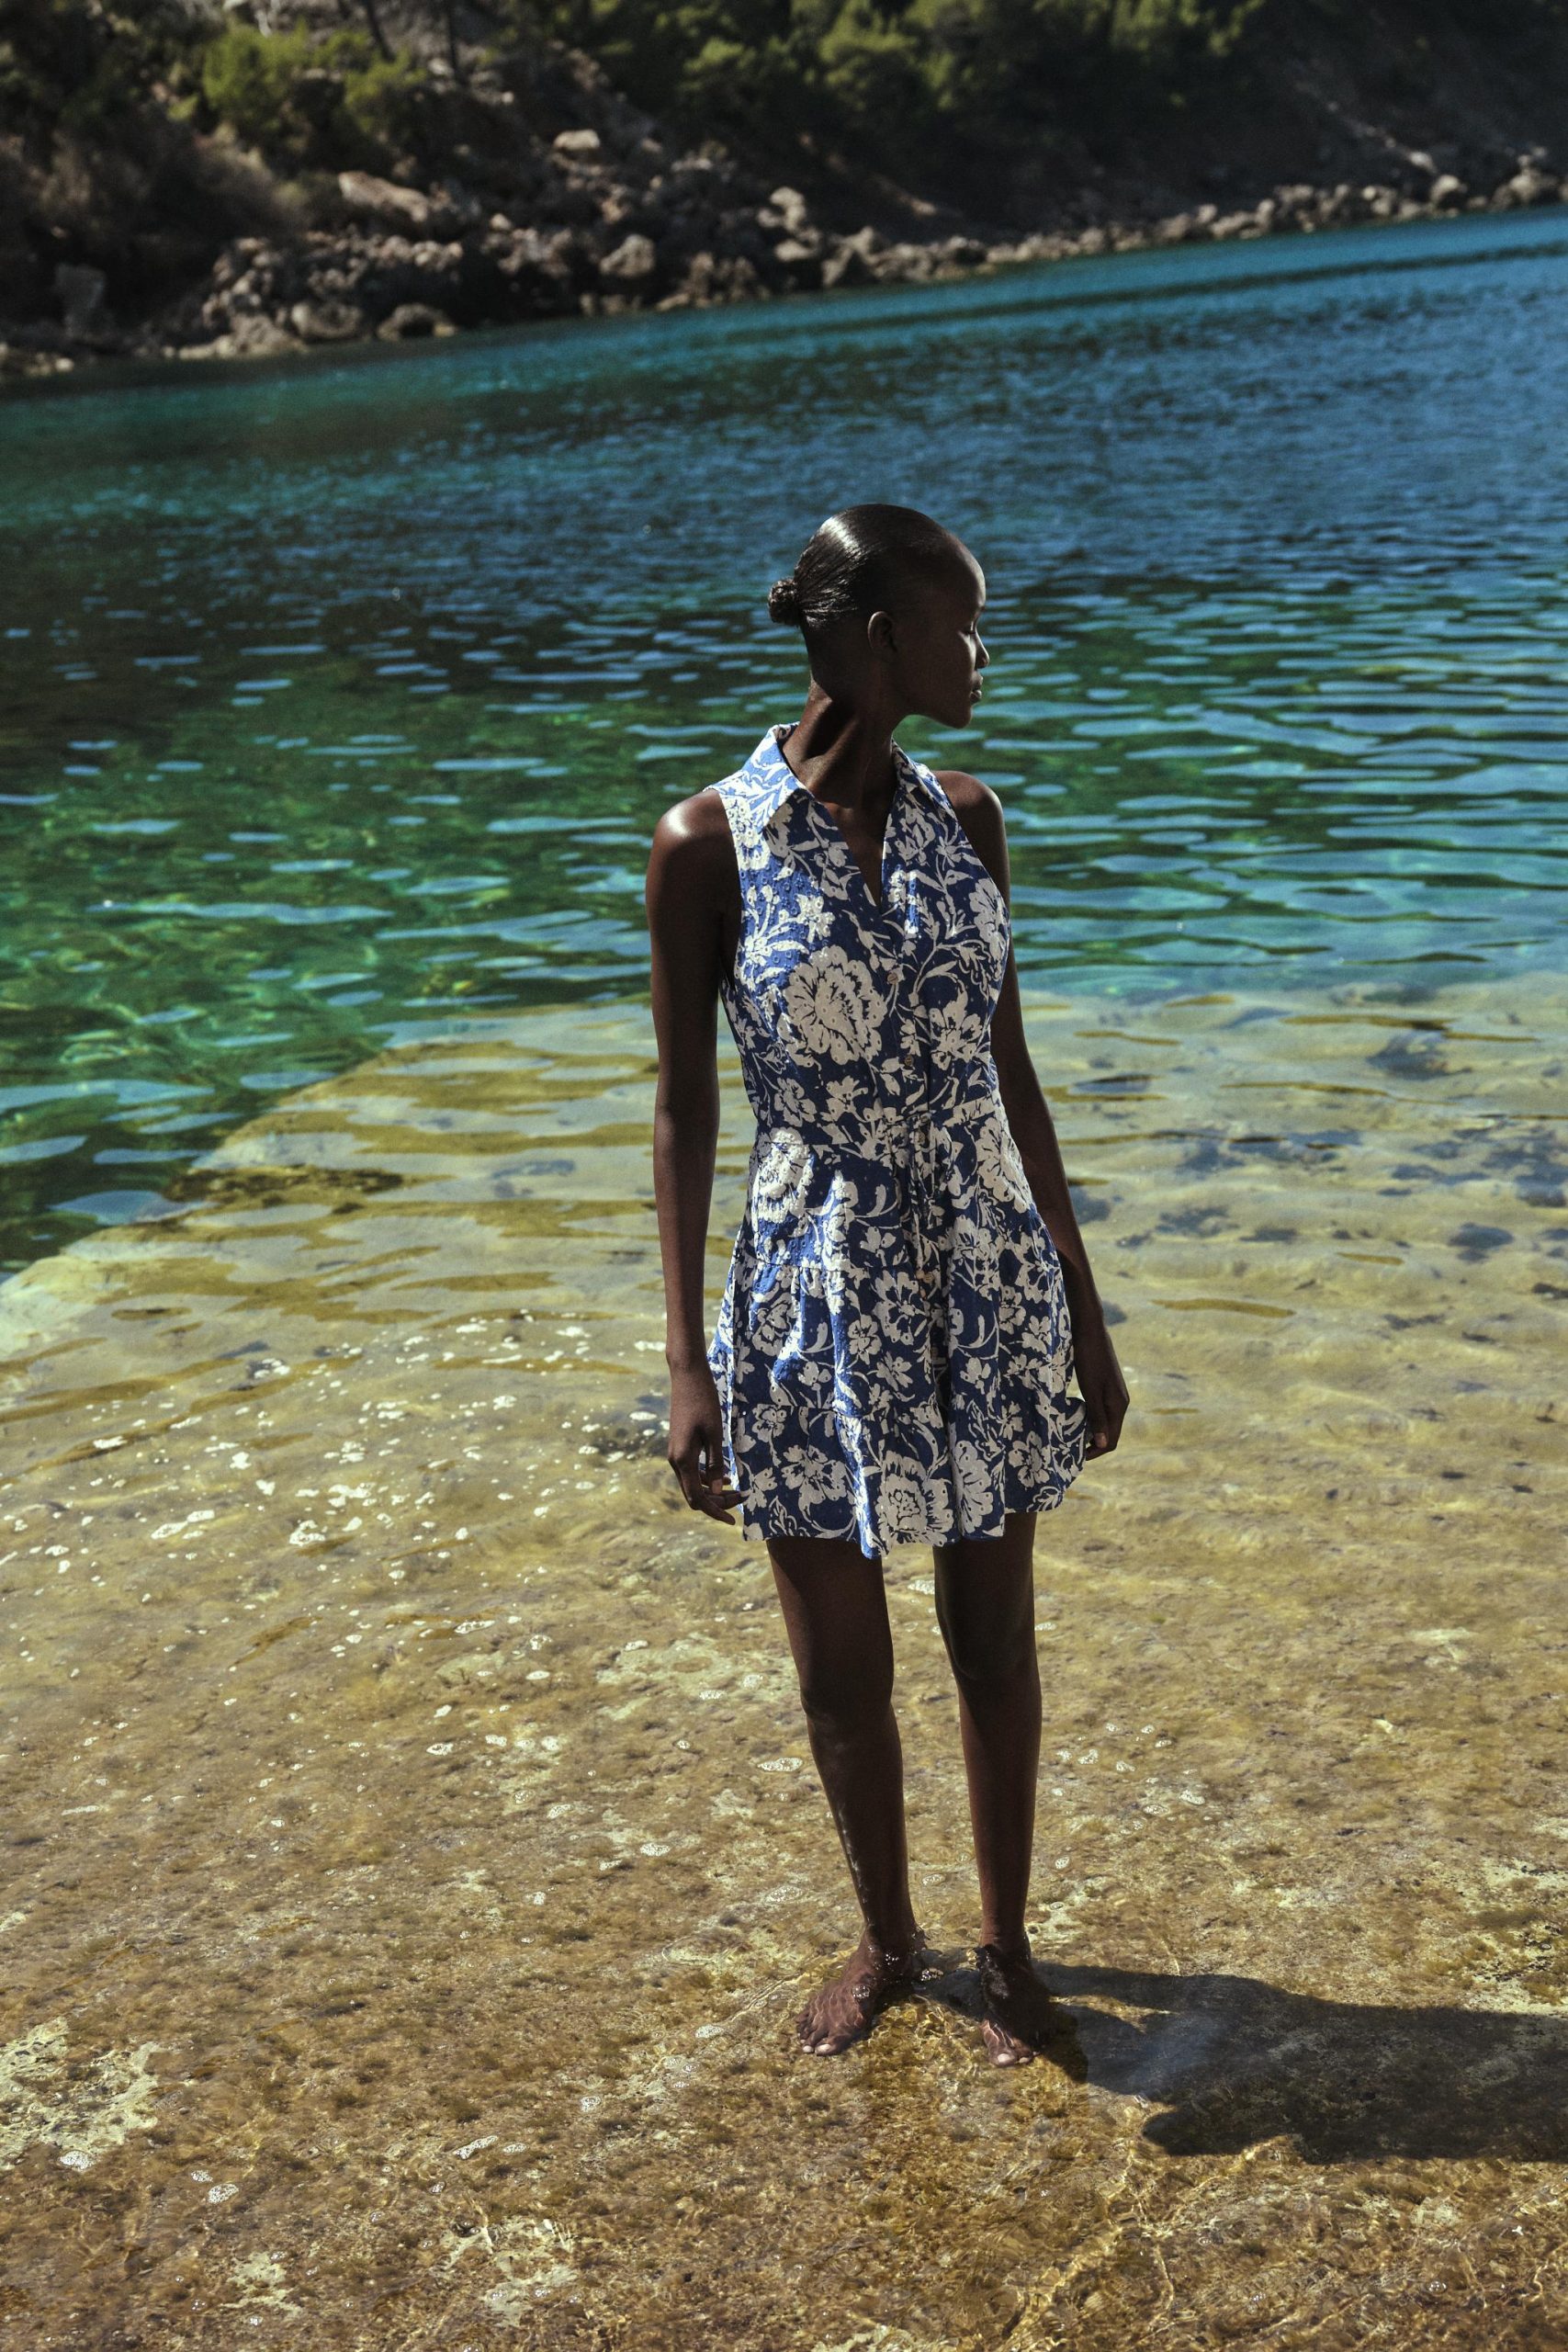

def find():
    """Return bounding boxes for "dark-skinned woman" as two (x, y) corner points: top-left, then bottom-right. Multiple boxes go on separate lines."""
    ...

(645, 504), (1127, 2065)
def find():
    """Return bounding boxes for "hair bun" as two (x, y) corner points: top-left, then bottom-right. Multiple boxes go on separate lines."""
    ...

(767, 574), (802, 625)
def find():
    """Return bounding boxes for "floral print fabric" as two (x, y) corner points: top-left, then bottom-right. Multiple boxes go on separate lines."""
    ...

(705, 724), (1088, 1559)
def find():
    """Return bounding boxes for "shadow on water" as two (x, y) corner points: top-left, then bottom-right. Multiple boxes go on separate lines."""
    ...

(922, 1954), (1568, 2162)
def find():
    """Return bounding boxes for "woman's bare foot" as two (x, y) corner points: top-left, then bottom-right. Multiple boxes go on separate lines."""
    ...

(976, 1940), (1088, 2075)
(795, 1928), (929, 2055)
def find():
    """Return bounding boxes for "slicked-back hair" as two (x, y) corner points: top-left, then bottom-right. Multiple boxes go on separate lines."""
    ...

(767, 504), (971, 645)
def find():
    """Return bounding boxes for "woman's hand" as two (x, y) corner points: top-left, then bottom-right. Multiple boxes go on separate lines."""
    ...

(1070, 1302), (1129, 1459)
(667, 1363), (742, 1521)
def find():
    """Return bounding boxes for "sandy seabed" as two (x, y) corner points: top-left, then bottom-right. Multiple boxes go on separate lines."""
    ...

(0, 978), (1564, 2348)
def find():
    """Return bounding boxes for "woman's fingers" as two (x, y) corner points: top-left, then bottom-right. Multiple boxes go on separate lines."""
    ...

(1085, 1378), (1127, 1457)
(668, 1429), (740, 1520)
(699, 1465), (742, 1521)
(1070, 1313), (1128, 1463)
(689, 1457), (740, 1520)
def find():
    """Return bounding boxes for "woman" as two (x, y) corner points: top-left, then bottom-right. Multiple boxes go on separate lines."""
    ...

(644, 504), (1127, 2066)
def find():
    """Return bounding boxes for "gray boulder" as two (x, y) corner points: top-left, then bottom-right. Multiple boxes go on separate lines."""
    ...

(600, 232), (658, 285)
(762, 186), (810, 235)
(337, 171), (437, 232)
(1495, 160), (1560, 208)
(377, 302), (457, 339)
(290, 298), (366, 343)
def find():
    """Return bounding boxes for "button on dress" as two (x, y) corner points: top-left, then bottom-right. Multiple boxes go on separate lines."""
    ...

(705, 724), (1089, 1560)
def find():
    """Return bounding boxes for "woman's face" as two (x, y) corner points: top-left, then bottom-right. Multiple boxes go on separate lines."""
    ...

(886, 555), (989, 729)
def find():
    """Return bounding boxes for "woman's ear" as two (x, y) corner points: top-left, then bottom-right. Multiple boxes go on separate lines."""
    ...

(865, 608), (897, 661)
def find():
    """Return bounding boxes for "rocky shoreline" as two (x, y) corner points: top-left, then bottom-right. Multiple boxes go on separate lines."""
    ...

(6, 137), (1564, 380)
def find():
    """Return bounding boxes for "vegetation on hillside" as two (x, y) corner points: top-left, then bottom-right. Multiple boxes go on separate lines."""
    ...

(9, 0), (1568, 198)
(3, 0), (1568, 353)
(514, 0), (1568, 203)
(529, 0), (1262, 164)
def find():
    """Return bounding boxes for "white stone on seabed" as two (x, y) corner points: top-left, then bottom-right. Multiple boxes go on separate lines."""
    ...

(439, 2211), (581, 2324)
(0, 2019), (162, 2173)
(226, 2252), (300, 2317)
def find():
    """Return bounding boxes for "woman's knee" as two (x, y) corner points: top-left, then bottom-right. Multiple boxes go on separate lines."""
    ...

(946, 1624), (1038, 1694)
(935, 1582), (1038, 1691)
(797, 1647), (895, 1734)
(933, 1523), (1039, 1688)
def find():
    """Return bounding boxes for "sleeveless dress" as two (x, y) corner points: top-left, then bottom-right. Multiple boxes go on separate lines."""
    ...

(705, 723), (1089, 1561)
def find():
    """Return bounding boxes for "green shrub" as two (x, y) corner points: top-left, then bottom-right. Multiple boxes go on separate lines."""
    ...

(198, 22), (423, 168)
(342, 48), (425, 153)
(818, 4), (933, 134)
(519, 0), (1264, 178)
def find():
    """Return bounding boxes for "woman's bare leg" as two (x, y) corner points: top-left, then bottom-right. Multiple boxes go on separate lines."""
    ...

(933, 1510), (1041, 1950)
(933, 1510), (1080, 2068)
(768, 1533), (929, 2053)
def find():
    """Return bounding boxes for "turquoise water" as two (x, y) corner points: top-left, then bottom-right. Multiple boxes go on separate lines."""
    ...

(2, 208), (1566, 1273)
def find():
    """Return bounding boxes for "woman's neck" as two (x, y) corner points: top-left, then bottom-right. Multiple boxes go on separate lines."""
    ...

(782, 684), (902, 812)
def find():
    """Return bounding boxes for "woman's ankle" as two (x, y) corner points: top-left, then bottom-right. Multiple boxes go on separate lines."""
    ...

(864, 1918), (924, 1964)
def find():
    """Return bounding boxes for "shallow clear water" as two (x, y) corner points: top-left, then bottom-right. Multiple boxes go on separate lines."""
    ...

(2, 981), (1564, 2338)
(3, 208), (1568, 1272)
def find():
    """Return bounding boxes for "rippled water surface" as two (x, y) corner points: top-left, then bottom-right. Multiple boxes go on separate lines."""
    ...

(6, 214), (1568, 2346)
(3, 207), (1566, 1268)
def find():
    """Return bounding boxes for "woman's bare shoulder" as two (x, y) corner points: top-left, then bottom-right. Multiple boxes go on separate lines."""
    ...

(927, 767), (1002, 822)
(647, 787), (738, 901)
(654, 785), (733, 840)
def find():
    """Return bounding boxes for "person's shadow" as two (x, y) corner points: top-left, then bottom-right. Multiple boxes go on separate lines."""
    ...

(919, 1954), (1568, 2161)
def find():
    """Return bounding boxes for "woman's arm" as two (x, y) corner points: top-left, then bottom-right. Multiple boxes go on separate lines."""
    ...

(645, 797), (742, 1520)
(936, 770), (1129, 1459)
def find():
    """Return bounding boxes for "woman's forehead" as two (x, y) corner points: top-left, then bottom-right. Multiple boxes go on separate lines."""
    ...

(955, 559), (986, 609)
(891, 546), (984, 614)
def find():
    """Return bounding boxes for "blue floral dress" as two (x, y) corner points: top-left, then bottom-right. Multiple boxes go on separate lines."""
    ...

(705, 724), (1089, 1560)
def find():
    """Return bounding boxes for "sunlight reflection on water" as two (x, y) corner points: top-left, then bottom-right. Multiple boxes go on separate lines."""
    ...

(3, 209), (1568, 1266)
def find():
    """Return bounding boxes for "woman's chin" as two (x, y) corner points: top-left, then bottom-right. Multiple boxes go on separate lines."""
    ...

(912, 692), (977, 729)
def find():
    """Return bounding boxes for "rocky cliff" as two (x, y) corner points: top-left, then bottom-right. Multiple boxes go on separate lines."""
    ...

(3, 0), (1566, 375)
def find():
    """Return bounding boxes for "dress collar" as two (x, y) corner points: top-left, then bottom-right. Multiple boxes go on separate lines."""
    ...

(744, 722), (932, 816)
